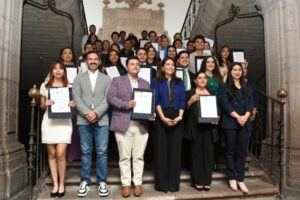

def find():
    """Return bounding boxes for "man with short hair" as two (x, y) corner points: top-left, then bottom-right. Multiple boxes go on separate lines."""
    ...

(177, 51), (195, 91)
(148, 31), (157, 43)
(189, 35), (206, 74)
(107, 57), (150, 198)
(120, 39), (134, 58)
(81, 24), (96, 53)
(73, 51), (111, 197)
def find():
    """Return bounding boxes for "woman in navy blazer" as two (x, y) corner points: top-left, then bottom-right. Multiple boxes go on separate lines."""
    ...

(151, 57), (185, 192)
(220, 62), (254, 194)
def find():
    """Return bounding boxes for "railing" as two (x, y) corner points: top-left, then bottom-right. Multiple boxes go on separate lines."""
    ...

(79, 0), (88, 35)
(180, 0), (203, 40)
(27, 85), (47, 200)
(249, 86), (288, 199)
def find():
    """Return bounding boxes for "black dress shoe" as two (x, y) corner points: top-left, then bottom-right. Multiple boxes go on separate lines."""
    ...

(203, 186), (211, 191)
(50, 191), (58, 197)
(57, 191), (65, 198)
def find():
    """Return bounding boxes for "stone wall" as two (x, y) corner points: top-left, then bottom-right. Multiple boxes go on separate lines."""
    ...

(0, 0), (28, 199)
(256, 0), (300, 190)
(190, 0), (265, 89)
(101, 5), (164, 40)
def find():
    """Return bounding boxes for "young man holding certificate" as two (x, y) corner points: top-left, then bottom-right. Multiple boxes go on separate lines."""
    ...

(72, 51), (112, 197)
(107, 57), (150, 198)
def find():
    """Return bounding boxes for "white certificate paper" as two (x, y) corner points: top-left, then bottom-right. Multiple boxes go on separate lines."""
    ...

(196, 58), (204, 72)
(159, 50), (165, 60)
(233, 51), (245, 63)
(176, 48), (185, 54)
(203, 50), (212, 56)
(140, 40), (148, 48)
(151, 42), (159, 51)
(139, 67), (151, 83)
(49, 87), (71, 113)
(80, 62), (88, 73)
(106, 66), (120, 79)
(205, 37), (214, 48)
(66, 67), (77, 83)
(133, 91), (153, 114)
(200, 95), (218, 118)
(176, 69), (183, 79)
(120, 57), (128, 67)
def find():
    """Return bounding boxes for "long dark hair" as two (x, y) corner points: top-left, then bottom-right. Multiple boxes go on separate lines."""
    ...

(226, 62), (251, 98)
(59, 47), (75, 64)
(86, 33), (98, 44)
(45, 61), (68, 89)
(199, 56), (222, 82)
(106, 49), (121, 66)
(217, 45), (232, 67)
(156, 58), (181, 84)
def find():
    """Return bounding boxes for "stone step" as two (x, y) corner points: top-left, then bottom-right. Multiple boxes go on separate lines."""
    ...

(37, 179), (278, 200)
(45, 166), (264, 186)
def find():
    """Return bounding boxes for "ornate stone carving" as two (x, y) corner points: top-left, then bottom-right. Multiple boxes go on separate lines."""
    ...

(102, 6), (164, 40)
(116, 0), (152, 8)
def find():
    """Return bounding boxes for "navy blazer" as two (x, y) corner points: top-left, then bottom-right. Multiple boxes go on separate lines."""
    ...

(151, 78), (186, 111)
(220, 83), (254, 131)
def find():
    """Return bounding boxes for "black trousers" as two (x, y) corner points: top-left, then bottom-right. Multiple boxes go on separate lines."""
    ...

(223, 128), (250, 182)
(190, 125), (214, 185)
(153, 117), (183, 192)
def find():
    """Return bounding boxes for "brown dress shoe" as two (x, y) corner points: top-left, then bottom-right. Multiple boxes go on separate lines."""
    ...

(134, 185), (143, 197)
(121, 186), (131, 198)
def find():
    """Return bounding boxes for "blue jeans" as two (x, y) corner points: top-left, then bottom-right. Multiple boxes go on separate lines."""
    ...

(78, 124), (109, 184)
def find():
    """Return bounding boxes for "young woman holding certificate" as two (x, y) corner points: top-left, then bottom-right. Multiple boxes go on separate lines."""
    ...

(151, 58), (185, 193)
(220, 62), (254, 194)
(59, 47), (81, 162)
(40, 61), (75, 198)
(185, 72), (218, 191)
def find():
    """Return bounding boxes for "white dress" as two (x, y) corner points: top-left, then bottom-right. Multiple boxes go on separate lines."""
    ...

(40, 83), (72, 144)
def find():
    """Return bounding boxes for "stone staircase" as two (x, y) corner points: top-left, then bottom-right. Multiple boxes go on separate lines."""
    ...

(36, 155), (278, 199)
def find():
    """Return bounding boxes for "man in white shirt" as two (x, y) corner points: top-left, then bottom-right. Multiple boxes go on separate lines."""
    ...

(73, 51), (111, 197)
(81, 24), (96, 53)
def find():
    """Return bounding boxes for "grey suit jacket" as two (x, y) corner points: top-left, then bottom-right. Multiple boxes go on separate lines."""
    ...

(72, 71), (111, 126)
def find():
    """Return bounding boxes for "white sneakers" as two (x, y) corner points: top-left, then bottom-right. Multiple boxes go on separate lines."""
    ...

(98, 182), (109, 197)
(77, 181), (109, 197)
(229, 179), (238, 191)
(77, 181), (91, 197)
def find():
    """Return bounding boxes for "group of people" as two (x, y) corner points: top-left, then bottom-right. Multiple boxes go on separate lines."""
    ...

(40, 25), (259, 198)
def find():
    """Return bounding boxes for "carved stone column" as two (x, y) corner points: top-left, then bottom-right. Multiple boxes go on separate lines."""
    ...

(256, 0), (300, 191)
(0, 0), (28, 199)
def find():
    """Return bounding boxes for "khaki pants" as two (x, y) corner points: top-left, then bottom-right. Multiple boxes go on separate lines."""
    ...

(115, 121), (149, 186)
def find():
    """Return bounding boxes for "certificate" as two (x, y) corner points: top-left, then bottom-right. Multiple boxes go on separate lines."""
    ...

(66, 67), (78, 84)
(195, 56), (205, 72)
(159, 50), (165, 60)
(176, 67), (183, 79)
(151, 42), (159, 51)
(205, 37), (214, 48)
(139, 66), (152, 83)
(198, 95), (219, 124)
(232, 49), (245, 63)
(139, 39), (148, 48)
(80, 62), (88, 73)
(132, 88), (155, 120)
(120, 57), (128, 68)
(48, 87), (72, 118)
(106, 66), (120, 79)
(183, 40), (189, 49)
(203, 50), (212, 56)
(176, 48), (186, 54)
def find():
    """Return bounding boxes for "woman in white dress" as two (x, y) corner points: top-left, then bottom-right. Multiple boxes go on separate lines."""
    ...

(40, 61), (74, 198)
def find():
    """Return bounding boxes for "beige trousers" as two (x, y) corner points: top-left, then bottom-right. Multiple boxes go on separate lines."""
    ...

(115, 121), (149, 186)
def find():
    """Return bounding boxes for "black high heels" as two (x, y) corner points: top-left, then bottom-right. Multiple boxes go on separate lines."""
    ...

(50, 190), (58, 197)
